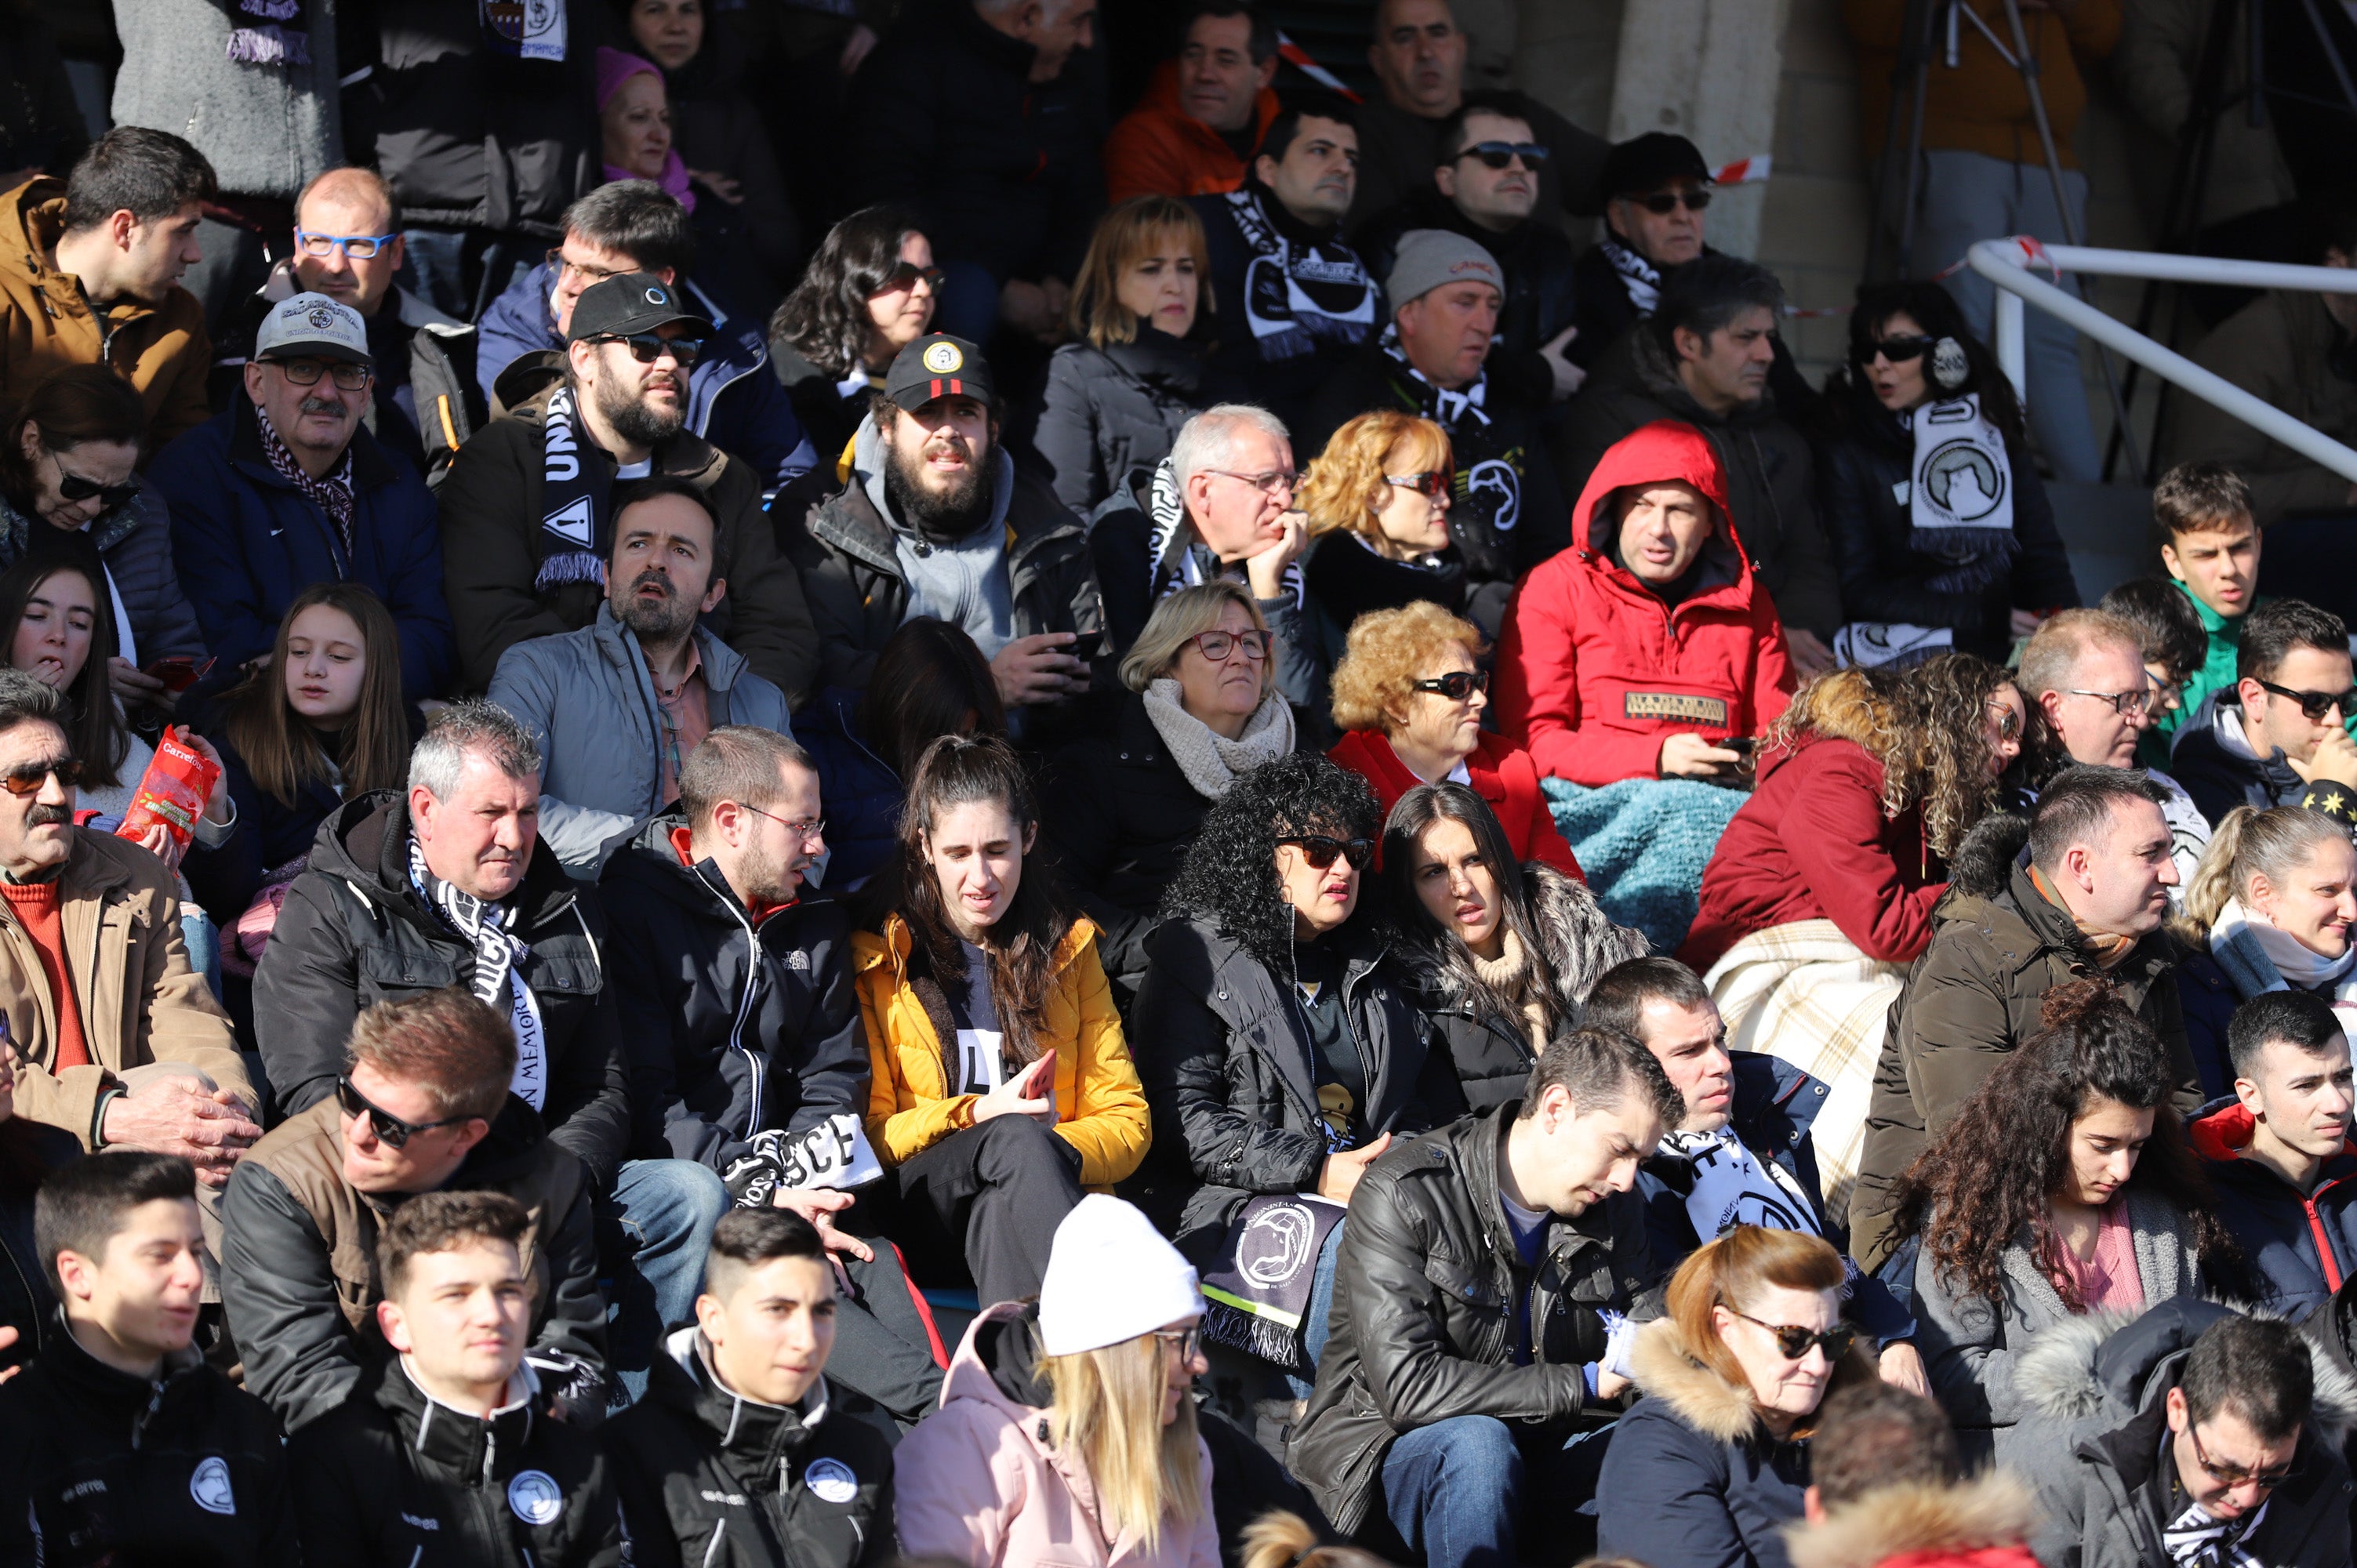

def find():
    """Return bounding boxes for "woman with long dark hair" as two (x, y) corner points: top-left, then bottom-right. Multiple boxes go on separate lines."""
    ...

(1382, 782), (1645, 1110)
(1815, 281), (2079, 666)
(854, 735), (1149, 1306)
(768, 204), (938, 459)
(1889, 979), (2243, 1464)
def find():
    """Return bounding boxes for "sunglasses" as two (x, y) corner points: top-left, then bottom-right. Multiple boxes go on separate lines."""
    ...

(1186, 629), (1269, 663)
(1730, 1308), (1856, 1364)
(45, 452), (137, 512)
(266, 357), (372, 391)
(1384, 470), (1451, 499)
(1278, 835), (1375, 871)
(1985, 701), (2022, 741)
(1858, 335), (1937, 365)
(2187, 1421), (2301, 1490)
(335, 1075), (472, 1149)
(2258, 679), (2357, 721)
(0, 756), (79, 796)
(296, 227), (396, 260)
(1458, 140), (1550, 170)
(592, 332), (705, 368)
(1412, 670), (1489, 701)
(875, 261), (946, 296)
(1634, 188), (1712, 214)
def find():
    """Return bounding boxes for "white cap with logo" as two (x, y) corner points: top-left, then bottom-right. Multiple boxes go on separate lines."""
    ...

(256, 291), (373, 366)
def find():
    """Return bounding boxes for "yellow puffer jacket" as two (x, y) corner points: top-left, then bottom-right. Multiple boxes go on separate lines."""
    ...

(854, 913), (1150, 1189)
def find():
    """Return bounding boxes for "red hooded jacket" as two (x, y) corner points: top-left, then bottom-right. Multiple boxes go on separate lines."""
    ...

(1495, 420), (1796, 786)
(1327, 728), (1585, 880)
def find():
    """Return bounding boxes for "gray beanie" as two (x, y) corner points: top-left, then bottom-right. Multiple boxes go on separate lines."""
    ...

(1386, 229), (1505, 310)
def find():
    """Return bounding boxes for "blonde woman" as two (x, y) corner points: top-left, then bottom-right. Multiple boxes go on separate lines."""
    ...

(896, 1195), (1219, 1568)
(1298, 411), (1466, 640)
(1035, 197), (1222, 513)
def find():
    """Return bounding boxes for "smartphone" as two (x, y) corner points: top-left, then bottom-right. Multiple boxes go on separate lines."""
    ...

(1720, 735), (1756, 757)
(142, 655), (216, 693)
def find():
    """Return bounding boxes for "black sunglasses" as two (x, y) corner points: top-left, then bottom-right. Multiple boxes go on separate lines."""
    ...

(1278, 835), (1375, 871)
(1857, 334), (1937, 365)
(0, 756), (80, 796)
(1730, 1308), (1856, 1364)
(2258, 680), (2357, 722)
(876, 261), (946, 295)
(1411, 670), (1489, 701)
(1458, 140), (1550, 170)
(592, 332), (705, 368)
(47, 455), (139, 511)
(1635, 188), (1712, 214)
(335, 1075), (472, 1149)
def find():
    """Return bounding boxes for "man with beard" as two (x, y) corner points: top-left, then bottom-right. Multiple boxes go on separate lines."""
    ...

(786, 332), (1109, 737)
(488, 477), (794, 875)
(438, 273), (820, 702)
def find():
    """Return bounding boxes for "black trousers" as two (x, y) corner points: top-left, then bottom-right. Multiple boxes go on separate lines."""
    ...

(886, 1115), (1084, 1308)
(828, 1243), (950, 1433)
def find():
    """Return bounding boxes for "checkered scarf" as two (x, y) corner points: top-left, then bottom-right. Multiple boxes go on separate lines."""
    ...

(255, 403), (356, 567)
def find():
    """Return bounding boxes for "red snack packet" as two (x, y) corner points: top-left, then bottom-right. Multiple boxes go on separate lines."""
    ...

(116, 727), (221, 853)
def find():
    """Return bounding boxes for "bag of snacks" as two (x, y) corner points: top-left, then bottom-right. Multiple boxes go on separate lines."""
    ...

(116, 727), (221, 853)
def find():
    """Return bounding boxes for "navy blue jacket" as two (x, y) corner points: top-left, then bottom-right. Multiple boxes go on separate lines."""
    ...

(1636, 1051), (1916, 1343)
(2176, 950), (2243, 1104)
(2189, 1093), (2357, 1320)
(475, 262), (816, 492)
(792, 685), (902, 895)
(151, 399), (456, 699)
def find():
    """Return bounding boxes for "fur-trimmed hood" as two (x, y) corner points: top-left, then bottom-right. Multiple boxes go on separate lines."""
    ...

(1946, 809), (2030, 902)
(1400, 861), (1648, 1017)
(1783, 1472), (2042, 1568)
(1627, 1314), (1881, 1445)
(2013, 1298), (2357, 1446)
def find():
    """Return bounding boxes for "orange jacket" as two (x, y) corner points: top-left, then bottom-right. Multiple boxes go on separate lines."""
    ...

(1846, 0), (2121, 169)
(1102, 60), (1281, 204)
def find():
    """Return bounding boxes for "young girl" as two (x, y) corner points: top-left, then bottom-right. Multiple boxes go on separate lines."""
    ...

(855, 735), (1149, 1306)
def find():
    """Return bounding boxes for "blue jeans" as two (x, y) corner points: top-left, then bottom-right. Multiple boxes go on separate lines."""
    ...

(605, 1158), (730, 1404)
(1284, 1219), (1347, 1399)
(1381, 1414), (1614, 1568)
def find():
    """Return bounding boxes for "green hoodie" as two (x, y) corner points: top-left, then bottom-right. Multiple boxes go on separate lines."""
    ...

(2144, 577), (2251, 769)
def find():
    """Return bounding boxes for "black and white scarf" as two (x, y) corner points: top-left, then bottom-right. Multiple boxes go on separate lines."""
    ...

(256, 403), (357, 567)
(534, 386), (611, 593)
(1142, 458), (1302, 608)
(1221, 189), (1378, 364)
(1600, 238), (1663, 315)
(2163, 1494), (2268, 1568)
(1655, 1128), (1822, 1240)
(1381, 321), (1491, 429)
(407, 837), (547, 1109)
(1905, 394), (2017, 593)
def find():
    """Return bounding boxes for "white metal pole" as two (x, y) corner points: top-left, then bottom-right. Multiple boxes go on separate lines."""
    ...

(1967, 240), (2357, 483)
(1993, 289), (2027, 405)
(2028, 244), (2357, 293)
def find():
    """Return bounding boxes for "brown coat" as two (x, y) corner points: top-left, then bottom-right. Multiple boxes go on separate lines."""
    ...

(2166, 288), (2357, 525)
(2, 826), (244, 1148)
(0, 177), (212, 453)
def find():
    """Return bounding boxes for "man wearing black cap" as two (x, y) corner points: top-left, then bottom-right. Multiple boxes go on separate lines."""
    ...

(783, 332), (1108, 727)
(437, 272), (819, 701)
(1569, 132), (1715, 374)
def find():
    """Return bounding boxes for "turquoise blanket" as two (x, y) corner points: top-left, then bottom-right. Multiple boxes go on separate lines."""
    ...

(1543, 778), (1745, 956)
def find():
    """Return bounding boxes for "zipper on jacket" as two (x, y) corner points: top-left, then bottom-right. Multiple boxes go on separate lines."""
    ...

(703, 1522), (729, 1568)
(2304, 1189), (2346, 1294)
(707, 885), (767, 1138)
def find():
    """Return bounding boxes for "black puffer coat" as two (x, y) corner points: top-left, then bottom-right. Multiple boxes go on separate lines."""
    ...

(769, 339), (867, 474)
(1814, 379), (2079, 658)
(1287, 1103), (1662, 1536)
(1126, 916), (1461, 1261)
(1030, 329), (1217, 513)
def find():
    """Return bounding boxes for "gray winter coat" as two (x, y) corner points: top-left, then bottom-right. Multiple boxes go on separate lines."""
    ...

(487, 602), (794, 875)
(110, 0), (340, 200)
(1030, 332), (1211, 513)
(1911, 1186), (2204, 1467)
(0, 485), (206, 663)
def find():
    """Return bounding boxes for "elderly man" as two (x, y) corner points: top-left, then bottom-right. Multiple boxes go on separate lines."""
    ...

(786, 332), (1107, 728)
(1304, 229), (1568, 637)
(2170, 597), (2357, 827)
(438, 271), (818, 700)
(488, 477), (794, 874)
(150, 289), (456, 699)
(1850, 767), (2199, 1265)
(1344, 0), (1607, 237)
(1103, 2), (1282, 202)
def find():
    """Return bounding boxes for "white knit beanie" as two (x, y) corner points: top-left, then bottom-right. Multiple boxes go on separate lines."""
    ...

(1037, 1195), (1204, 1356)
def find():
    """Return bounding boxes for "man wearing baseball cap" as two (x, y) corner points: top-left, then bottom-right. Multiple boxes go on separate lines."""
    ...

(1302, 228), (1568, 638)
(785, 332), (1107, 728)
(148, 289), (457, 698)
(438, 272), (821, 700)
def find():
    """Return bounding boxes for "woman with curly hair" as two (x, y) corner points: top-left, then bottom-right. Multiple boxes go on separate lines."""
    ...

(768, 204), (938, 461)
(1298, 412), (1468, 641)
(1889, 979), (2243, 1465)
(1328, 601), (1582, 879)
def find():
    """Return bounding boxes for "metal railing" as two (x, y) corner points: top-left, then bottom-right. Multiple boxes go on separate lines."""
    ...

(1968, 238), (2357, 485)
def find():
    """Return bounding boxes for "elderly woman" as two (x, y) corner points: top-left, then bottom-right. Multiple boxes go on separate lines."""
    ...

(1040, 583), (1296, 1004)
(1032, 197), (1222, 514)
(1299, 411), (1467, 641)
(595, 46), (767, 316)
(769, 205), (939, 461)
(1328, 601), (1582, 879)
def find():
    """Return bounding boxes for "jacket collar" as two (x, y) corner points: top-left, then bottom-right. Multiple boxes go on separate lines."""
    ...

(376, 1352), (540, 1478)
(318, 792), (582, 938)
(2187, 1094), (2357, 1188)
(1625, 325), (1779, 428)
(41, 1308), (208, 1430)
(856, 909), (1097, 988)
(226, 390), (398, 492)
(1627, 1311), (1880, 1446)
(651, 1325), (830, 1468)
(1451, 1100), (1624, 1269)
(590, 599), (751, 698)
(1783, 1472), (2043, 1568)
(2, 181), (163, 330)
(1993, 858), (2181, 982)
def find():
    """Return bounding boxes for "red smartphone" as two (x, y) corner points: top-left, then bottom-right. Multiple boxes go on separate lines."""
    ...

(142, 655), (216, 693)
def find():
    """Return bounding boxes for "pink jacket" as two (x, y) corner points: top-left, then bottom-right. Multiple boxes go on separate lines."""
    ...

(894, 1303), (1222, 1568)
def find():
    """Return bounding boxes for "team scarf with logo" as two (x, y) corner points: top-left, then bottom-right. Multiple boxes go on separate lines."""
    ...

(1905, 394), (2016, 591)
(1656, 1127), (1823, 1240)
(2163, 1490), (2269, 1568)
(1141, 457), (1303, 609)
(408, 836), (547, 1110)
(256, 403), (357, 565)
(534, 385), (611, 592)
(1380, 321), (1491, 429)
(1221, 188), (1378, 364)
(1599, 238), (1663, 314)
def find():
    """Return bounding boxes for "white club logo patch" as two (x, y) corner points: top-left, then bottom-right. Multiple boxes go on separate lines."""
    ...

(189, 1456), (236, 1515)
(804, 1457), (859, 1504)
(508, 1469), (565, 1526)
(644, 286), (668, 306)
(921, 340), (963, 375)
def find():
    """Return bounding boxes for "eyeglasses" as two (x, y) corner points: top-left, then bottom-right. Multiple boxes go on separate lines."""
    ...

(1278, 835), (1375, 871)
(2186, 1421), (2301, 1490)
(1984, 702), (2022, 741)
(2146, 671), (2185, 709)
(590, 332), (706, 368)
(546, 248), (630, 288)
(1383, 470), (1451, 499)
(2257, 679), (2357, 722)
(1185, 629), (1269, 664)
(1411, 670), (1488, 702)
(1633, 187), (1712, 214)
(1204, 467), (1300, 496)
(44, 452), (137, 512)
(1458, 140), (1550, 170)
(1729, 1308), (1857, 1364)
(0, 756), (80, 796)
(1858, 335), (1937, 365)
(2064, 686), (2152, 717)
(334, 1075), (472, 1149)
(296, 228), (397, 260)
(1154, 1326), (1203, 1362)
(873, 261), (945, 296)
(266, 357), (372, 390)
(739, 803), (827, 843)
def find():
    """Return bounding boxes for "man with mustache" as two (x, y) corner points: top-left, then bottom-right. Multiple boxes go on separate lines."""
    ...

(487, 477), (793, 875)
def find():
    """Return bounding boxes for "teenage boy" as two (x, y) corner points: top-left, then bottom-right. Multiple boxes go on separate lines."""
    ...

(292, 1190), (624, 1566)
(0, 1152), (299, 1563)
(2151, 460), (2265, 760)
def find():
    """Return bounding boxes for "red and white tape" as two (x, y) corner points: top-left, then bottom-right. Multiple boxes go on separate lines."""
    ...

(1274, 31), (1362, 102)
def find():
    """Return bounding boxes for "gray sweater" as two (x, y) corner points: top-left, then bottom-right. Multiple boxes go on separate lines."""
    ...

(110, 0), (342, 200)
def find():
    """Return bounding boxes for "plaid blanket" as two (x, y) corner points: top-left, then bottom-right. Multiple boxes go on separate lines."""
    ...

(1701, 918), (1907, 1224)
(1542, 777), (1745, 954)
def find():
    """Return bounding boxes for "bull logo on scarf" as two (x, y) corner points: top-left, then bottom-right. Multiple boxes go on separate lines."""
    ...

(1922, 439), (2006, 523)
(1239, 1202), (1317, 1287)
(1464, 458), (1520, 533)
